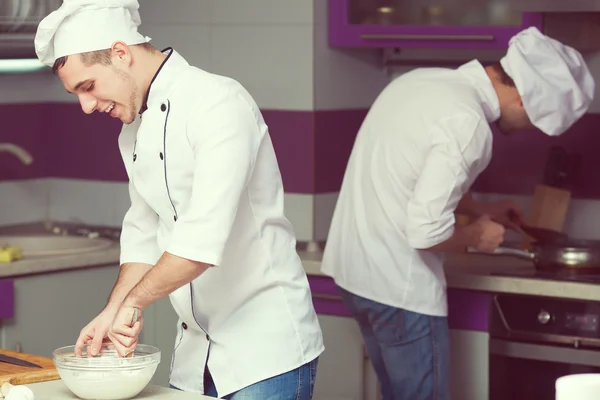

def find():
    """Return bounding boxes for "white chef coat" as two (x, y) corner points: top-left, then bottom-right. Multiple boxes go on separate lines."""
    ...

(321, 60), (500, 317)
(117, 48), (324, 396)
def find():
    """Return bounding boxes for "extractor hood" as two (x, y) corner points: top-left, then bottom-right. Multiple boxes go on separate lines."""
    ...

(0, 0), (61, 60)
(509, 0), (600, 12)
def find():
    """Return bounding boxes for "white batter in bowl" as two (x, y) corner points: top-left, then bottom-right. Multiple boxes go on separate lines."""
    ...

(53, 344), (161, 400)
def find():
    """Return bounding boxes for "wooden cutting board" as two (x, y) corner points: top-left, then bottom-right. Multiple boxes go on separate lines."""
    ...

(522, 184), (571, 249)
(0, 349), (60, 386)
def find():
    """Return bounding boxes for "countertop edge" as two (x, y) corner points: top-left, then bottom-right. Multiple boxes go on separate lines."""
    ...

(3, 246), (600, 303)
(299, 252), (600, 302)
(0, 244), (121, 279)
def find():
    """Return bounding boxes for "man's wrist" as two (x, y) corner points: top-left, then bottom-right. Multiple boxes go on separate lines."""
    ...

(122, 285), (149, 311)
(460, 222), (483, 249)
(104, 300), (123, 315)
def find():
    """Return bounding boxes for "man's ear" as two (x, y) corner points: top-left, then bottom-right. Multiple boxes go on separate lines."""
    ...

(110, 41), (132, 64)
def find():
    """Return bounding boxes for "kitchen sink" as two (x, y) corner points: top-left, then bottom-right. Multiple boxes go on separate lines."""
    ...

(0, 235), (115, 258)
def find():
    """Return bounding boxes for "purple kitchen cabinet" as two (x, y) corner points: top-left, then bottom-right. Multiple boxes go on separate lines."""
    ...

(308, 275), (490, 332)
(0, 279), (15, 319)
(329, 0), (543, 49)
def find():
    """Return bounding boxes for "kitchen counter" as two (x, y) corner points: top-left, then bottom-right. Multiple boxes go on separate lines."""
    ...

(27, 380), (216, 399)
(0, 244), (120, 279)
(0, 221), (121, 279)
(299, 249), (600, 302)
(1, 218), (600, 302)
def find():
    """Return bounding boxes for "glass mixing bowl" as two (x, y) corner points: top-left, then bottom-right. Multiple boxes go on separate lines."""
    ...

(53, 344), (161, 400)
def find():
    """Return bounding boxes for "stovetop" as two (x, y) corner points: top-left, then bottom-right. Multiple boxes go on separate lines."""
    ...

(493, 270), (600, 284)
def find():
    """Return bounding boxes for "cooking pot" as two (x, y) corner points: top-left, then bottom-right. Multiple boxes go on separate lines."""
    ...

(468, 238), (600, 273)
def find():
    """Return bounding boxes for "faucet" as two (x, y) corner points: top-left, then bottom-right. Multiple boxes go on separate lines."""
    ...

(0, 143), (33, 165)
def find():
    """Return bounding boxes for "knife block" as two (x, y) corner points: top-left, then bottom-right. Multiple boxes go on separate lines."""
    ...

(523, 184), (571, 249)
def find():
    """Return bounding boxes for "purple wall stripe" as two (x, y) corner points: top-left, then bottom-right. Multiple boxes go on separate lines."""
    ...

(472, 116), (600, 198)
(263, 110), (315, 193)
(0, 279), (15, 319)
(1, 103), (599, 198)
(314, 109), (368, 193)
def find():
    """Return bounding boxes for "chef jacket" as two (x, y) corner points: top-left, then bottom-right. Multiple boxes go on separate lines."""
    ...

(321, 60), (499, 317)
(117, 48), (324, 396)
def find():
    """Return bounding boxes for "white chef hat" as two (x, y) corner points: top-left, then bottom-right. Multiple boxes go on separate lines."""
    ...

(500, 26), (595, 136)
(34, 0), (151, 67)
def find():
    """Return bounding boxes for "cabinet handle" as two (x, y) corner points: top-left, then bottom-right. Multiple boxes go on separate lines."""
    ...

(360, 34), (495, 41)
(311, 293), (342, 301)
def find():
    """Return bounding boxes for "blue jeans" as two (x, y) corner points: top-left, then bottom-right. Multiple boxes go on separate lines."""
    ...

(170, 357), (319, 399)
(337, 285), (450, 400)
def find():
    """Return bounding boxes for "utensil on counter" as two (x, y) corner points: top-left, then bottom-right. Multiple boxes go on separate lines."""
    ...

(123, 307), (141, 358)
(0, 349), (59, 386)
(517, 222), (568, 244)
(467, 237), (600, 273)
(0, 355), (41, 369)
(508, 209), (568, 245)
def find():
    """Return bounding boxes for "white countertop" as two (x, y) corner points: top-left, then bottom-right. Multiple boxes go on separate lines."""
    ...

(299, 249), (600, 302)
(0, 243), (121, 278)
(2, 241), (600, 302)
(27, 380), (216, 399)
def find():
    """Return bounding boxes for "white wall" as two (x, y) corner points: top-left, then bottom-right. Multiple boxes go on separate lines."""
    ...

(0, 0), (319, 241)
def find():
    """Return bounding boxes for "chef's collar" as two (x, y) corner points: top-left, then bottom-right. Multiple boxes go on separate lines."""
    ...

(139, 47), (189, 114)
(457, 60), (501, 123)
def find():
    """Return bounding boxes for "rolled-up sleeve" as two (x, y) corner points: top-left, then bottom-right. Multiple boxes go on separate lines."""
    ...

(406, 116), (491, 249)
(119, 180), (162, 265)
(165, 89), (263, 266)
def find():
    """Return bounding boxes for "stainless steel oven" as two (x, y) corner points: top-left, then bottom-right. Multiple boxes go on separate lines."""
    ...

(489, 292), (600, 399)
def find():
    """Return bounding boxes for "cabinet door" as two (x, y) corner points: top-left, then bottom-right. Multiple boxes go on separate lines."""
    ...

(329, 0), (542, 48)
(0, 265), (120, 358)
(313, 314), (369, 400)
(450, 329), (489, 400)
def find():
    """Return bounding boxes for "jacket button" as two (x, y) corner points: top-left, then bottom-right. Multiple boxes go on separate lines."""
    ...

(161, 104), (166, 112)
(159, 152), (163, 160)
(182, 322), (187, 330)
(206, 334), (210, 341)
(133, 154), (137, 162)
(173, 215), (177, 221)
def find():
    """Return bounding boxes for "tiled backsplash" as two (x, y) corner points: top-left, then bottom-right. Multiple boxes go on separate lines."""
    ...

(0, 104), (366, 194)
(0, 178), (321, 241)
(2, 102), (600, 241)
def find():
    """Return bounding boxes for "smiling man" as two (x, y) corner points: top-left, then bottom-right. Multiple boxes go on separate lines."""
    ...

(34, 1), (324, 399)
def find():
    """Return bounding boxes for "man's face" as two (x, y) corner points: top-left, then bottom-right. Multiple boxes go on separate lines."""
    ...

(495, 103), (534, 135)
(494, 87), (536, 135)
(58, 54), (140, 124)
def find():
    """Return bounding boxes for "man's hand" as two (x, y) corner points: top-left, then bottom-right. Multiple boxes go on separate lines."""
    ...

(107, 305), (143, 358)
(476, 199), (525, 232)
(74, 308), (119, 357)
(464, 214), (506, 253)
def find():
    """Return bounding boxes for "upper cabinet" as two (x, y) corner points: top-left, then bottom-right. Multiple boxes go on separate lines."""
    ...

(328, 0), (542, 49)
(0, 0), (62, 59)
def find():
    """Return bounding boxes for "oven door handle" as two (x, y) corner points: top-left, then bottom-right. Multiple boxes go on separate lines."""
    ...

(490, 339), (600, 368)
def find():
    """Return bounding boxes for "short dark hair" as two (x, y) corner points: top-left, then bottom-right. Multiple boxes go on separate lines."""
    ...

(51, 42), (154, 74)
(488, 61), (515, 88)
